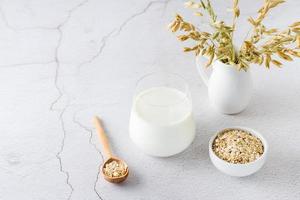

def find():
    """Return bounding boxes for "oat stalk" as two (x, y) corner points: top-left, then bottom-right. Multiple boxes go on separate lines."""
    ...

(169, 0), (300, 70)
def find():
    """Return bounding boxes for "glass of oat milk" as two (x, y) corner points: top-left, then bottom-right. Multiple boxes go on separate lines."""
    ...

(129, 72), (196, 157)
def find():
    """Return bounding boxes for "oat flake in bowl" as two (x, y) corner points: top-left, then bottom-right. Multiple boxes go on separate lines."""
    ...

(212, 129), (264, 164)
(209, 127), (268, 177)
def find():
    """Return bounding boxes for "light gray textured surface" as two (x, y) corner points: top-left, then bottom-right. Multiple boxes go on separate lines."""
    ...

(0, 0), (300, 199)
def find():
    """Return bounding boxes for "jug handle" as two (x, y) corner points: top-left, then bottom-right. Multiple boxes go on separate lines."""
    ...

(195, 56), (210, 86)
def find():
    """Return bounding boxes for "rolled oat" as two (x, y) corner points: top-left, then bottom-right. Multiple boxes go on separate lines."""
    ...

(212, 129), (264, 164)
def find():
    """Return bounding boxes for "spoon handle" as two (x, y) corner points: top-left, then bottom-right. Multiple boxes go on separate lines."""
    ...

(93, 116), (112, 158)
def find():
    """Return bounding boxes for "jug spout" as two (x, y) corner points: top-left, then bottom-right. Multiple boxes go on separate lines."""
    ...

(195, 56), (210, 86)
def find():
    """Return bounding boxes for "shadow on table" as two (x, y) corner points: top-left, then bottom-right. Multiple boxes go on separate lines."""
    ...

(236, 150), (300, 186)
(237, 89), (300, 120)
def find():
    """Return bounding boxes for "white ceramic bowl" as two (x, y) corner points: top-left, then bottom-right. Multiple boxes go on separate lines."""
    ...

(209, 127), (268, 177)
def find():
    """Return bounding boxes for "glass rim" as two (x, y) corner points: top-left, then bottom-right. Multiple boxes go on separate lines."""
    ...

(134, 71), (191, 107)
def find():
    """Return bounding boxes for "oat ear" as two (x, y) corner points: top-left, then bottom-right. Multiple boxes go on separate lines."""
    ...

(169, 0), (299, 69)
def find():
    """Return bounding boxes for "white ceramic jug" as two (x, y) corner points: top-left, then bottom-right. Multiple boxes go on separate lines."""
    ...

(196, 57), (253, 114)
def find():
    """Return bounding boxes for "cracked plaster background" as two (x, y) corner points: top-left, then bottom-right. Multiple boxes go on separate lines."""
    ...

(0, 0), (300, 199)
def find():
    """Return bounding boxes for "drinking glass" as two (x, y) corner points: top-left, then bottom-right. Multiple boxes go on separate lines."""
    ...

(129, 72), (195, 157)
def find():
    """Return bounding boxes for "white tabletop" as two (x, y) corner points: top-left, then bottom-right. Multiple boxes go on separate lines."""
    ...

(0, 0), (300, 199)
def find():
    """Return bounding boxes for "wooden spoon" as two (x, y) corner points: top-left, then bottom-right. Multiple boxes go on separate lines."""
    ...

(93, 116), (129, 183)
